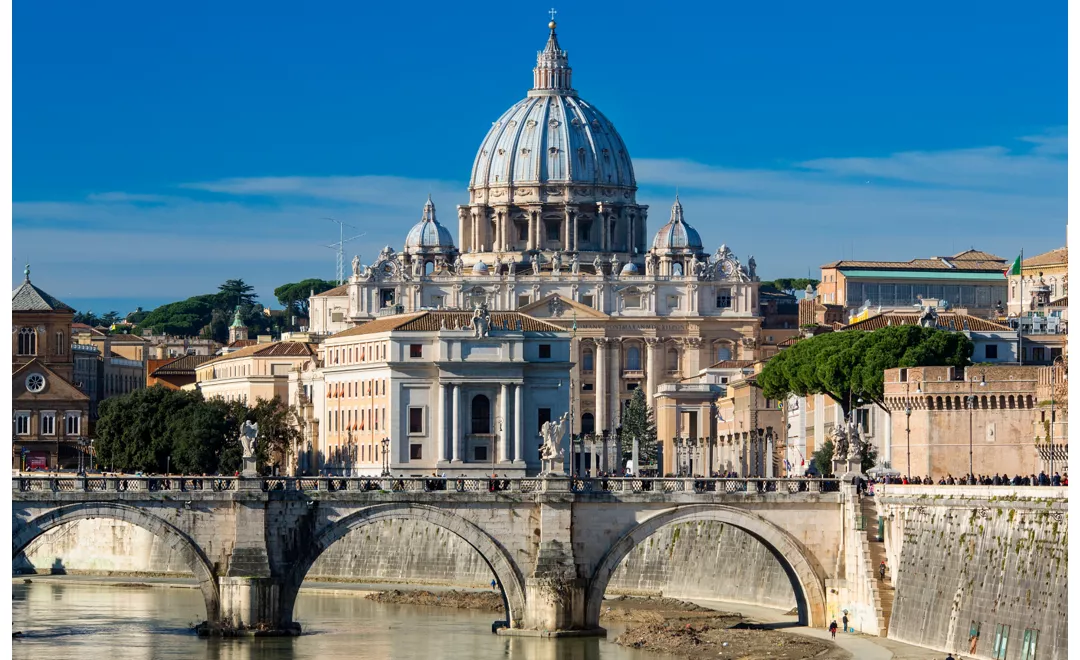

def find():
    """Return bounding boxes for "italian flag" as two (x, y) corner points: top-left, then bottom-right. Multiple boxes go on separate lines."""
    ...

(1004, 253), (1022, 277)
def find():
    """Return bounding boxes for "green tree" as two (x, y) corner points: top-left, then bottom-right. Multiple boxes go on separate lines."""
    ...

(275, 278), (338, 321)
(761, 278), (820, 296)
(95, 387), (205, 472)
(618, 389), (658, 467)
(137, 295), (218, 337)
(759, 325), (973, 414)
(100, 311), (121, 327)
(812, 440), (834, 477)
(217, 279), (257, 308)
(73, 310), (101, 326)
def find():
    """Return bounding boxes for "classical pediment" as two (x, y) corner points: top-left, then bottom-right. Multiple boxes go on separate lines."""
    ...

(13, 359), (90, 402)
(518, 293), (609, 320)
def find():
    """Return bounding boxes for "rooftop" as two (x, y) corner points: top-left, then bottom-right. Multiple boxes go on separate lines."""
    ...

(822, 249), (1005, 273)
(1022, 247), (1067, 269)
(329, 310), (566, 338)
(150, 354), (216, 376)
(12, 268), (74, 312)
(842, 311), (1011, 333)
(203, 341), (317, 365)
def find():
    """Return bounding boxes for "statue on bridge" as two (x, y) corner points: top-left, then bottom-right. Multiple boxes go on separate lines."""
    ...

(540, 412), (569, 475)
(240, 420), (259, 477)
(829, 424), (848, 465)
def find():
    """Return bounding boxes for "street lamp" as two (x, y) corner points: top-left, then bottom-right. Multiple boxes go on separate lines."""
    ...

(904, 405), (912, 479)
(380, 437), (390, 476)
(966, 373), (987, 481)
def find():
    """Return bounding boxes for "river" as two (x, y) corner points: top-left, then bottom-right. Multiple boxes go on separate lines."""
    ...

(12, 581), (664, 660)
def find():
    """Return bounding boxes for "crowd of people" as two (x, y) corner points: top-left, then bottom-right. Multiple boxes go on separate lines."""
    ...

(871, 471), (1066, 487)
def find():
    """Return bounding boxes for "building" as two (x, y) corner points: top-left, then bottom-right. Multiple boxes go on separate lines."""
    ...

(12, 266), (91, 470)
(882, 365), (1045, 479)
(309, 20), (769, 448)
(290, 310), (571, 477)
(146, 354), (216, 391)
(195, 339), (317, 405)
(141, 333), (223, 358)
(70, 324), (146, 419)
(1005, 247), (1067, 365)
(841, 306), (1018, 363)
(817, 250), (1008, 319)
(228, 306), (249, 345)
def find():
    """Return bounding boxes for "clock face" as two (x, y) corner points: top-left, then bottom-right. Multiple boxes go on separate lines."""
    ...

(25, 372), (45, 393)
(719, 261), (733, 276)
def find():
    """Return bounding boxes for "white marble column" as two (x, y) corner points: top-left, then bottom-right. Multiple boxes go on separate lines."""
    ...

(608, 340), (621, 433)
(527, 212), (535, 251)
(595, 339), (608, 437)
(438, 383), (447, 462)
(451, 385), (461, 463)
(514, 384), (524, 464)
(500, 383), (510, 463)
(645, 338), (660, 410)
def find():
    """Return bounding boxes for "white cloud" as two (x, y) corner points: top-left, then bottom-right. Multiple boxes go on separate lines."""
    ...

(13, 129), (1067, 303)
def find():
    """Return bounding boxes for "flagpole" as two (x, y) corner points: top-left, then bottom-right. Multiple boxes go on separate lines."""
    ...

(1018, 248), (1024, 366)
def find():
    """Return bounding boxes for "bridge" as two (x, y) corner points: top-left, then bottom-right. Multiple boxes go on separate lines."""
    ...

(14, 474), (856, 636)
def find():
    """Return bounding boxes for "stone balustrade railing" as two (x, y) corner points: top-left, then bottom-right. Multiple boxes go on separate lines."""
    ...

(12, 475), (844, 495)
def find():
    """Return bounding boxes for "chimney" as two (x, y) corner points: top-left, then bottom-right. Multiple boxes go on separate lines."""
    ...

(257, 335), (273, 344)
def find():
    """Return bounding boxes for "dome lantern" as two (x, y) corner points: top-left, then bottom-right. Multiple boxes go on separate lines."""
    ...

(404, 195), (458, 255)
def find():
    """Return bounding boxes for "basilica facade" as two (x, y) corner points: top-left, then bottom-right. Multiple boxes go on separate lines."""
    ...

(310, 20), (775, 462)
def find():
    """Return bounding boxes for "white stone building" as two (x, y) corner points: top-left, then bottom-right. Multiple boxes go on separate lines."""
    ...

(310, 20), (781, 446)
(291, 310), (571, 477)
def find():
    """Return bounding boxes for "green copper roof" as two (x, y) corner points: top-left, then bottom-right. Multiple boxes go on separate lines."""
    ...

(230, 306), (245, 328)
(839, 270), (1005, 281)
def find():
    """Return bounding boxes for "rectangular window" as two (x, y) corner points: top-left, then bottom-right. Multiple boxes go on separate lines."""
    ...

(992, 624), (1010, 660)
(40, 412), (56, 436)
(410, 344), (423, 358)
(430, 295), (444, 308)
(582, 383), (594, 391)
(582, 294), (594, 308)
(380, 289), (395, 308)
(331, 312), (344, 322)
(538, 407), (552, 430)
(985, 344), (998, 359)
(65, 412), (80, 436)
(410, 444), (423, 460)
(546, 221), (560, 241)
(518, 294), (531, 307)
(899, 368), (908, 383)
(518, 224), (528, 241)
(1020, 629), (1038, 660)
(716, 289), (732, 308)
(409, 407), (424, 434)
(578, 220), (591, 241)
(473, 445), (488, 462)
(15, 412), (29, 435)
(667, 294), (680, 309)
(539, 344), (552, 359)
(627, 382), (638, 391)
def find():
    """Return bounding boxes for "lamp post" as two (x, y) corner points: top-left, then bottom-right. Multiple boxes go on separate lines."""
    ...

(966, 373), (987, 481)
(904, 405), (912, 479)
(380, 437), (390, 476)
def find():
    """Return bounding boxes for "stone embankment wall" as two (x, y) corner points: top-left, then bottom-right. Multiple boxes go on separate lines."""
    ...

(880, 486), (1067, 659)
(16, 517), (797, 610)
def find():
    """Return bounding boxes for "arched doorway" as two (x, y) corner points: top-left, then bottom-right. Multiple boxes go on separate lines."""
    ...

(280, 503), (526, 629)
(586, 505), (827, 628)
(13, 503), (220, 626)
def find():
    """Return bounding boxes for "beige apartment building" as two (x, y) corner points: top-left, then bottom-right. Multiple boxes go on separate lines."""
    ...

(195, 340), (317, 404)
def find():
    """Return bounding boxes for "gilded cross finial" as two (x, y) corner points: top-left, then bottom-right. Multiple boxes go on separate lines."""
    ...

(549, 7), (557, 21)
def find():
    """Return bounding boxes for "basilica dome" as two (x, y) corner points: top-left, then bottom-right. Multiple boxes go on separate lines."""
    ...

(404, 196), (456, 253)
(468, 23), (636, 192)
(651, 196), (703, 252)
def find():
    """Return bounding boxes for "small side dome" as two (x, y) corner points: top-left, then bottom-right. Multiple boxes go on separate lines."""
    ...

(651, 195), (703, 251)
(621, 262), (639, 275)
(405, 196), (457, 252)
(473, 261), (489, 275)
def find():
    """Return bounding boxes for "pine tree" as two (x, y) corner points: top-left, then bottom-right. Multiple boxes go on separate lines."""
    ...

(619, 389), (658, 467)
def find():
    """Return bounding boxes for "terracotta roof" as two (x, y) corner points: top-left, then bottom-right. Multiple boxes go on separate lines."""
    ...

(109, 334), (148, 343)
(821, 250), (1005, 272)
(329, 311), (566, 338)
(842, 312), (1010, 332)
(227, 339), (258, 349)
(11, 278), (74, 312)
(72, 323), (107, 336)
(150, 354), (215, 375)
(1022, 247), (1067, 269)
(314, 284), (349, 297)
(203, 341), (317, 365)
(777, 336), (804, 347)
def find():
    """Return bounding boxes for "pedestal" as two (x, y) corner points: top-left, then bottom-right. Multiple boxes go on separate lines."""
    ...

(242, 456), (258, 477)
(209, 577), (300, 636)
(832, 458), (863, 478)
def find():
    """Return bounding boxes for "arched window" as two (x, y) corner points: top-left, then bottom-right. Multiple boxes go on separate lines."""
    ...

(424, 261), (434, 276)
(716, 345), (732, 362)
(471, 395), (491, 434)
(582, 349), (594, 372)
(626, 346), (641, 371)
(55, 331), (64, 355)
(581, 412), (595, 435)
(17, 328), (36, 355)
(666, 348), (679, 372)
(672, 263), (683, 277)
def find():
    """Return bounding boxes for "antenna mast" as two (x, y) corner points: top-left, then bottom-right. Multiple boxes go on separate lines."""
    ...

(324, 218), (366, 285)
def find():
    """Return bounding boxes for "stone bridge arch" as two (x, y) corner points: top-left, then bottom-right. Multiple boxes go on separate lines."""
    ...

(12, 502), (220, 625)
(586, 505), (827, 628)
(280, 503), (527, 628)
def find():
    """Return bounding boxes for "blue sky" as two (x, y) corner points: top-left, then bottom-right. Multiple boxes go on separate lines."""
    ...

(13, 0), (1066, 314)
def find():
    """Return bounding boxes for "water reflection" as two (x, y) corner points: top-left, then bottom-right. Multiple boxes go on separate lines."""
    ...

(12, 583), (657, 660)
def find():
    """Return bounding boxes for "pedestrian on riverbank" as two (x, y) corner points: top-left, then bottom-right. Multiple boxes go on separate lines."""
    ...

(490, 579), (497, 591)
(878, 560), (887, 581)
(829, 620), (837, 639)
(842, 613), (848, 633)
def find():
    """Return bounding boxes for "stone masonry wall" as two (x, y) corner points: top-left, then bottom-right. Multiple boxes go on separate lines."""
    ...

(883, 490), (1067, 659)
(15, 517), (796, 611)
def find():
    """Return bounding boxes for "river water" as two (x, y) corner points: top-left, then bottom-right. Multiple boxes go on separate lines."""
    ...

(12, 582), (664, 660)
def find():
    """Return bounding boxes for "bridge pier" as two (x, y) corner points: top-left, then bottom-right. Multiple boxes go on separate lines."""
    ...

(215, 577), (299, 636)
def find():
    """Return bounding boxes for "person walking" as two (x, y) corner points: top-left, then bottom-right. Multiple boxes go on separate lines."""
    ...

(842, 613), (849, 633)
(945, 653), (956, 660)
(829, 620), (838, 639)
(491, 579), (497, 591)
(878, 560), (887, 581)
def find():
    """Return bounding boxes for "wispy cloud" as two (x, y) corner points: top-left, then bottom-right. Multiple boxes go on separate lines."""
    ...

(13, 129), (1066, 308)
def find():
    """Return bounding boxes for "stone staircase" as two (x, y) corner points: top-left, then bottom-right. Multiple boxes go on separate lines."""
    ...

(861, 497), (895, 636)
